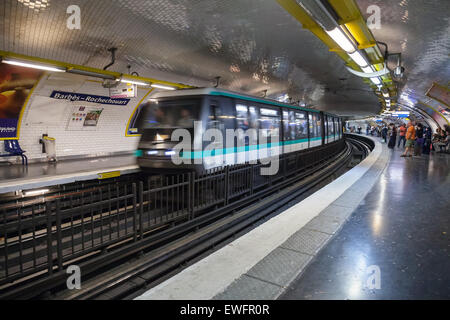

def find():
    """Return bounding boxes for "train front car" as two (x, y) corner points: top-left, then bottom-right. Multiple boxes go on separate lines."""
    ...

(136, 90), (208, 172)
(135, 88), (343, 173)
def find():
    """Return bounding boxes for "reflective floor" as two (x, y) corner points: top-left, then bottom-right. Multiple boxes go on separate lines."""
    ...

(281, 148), (450, 299)
(0, 155), (137, 182)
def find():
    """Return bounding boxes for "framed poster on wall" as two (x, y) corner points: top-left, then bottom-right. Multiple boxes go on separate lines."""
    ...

(67, 105), (103, 131)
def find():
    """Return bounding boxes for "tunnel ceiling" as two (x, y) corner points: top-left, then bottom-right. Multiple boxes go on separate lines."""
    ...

(0, 0), (448, 118)
(356, 0), (450, 118)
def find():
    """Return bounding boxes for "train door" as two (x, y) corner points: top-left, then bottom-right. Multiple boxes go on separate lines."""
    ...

(203, 97), (226, 169)
(308, 112), (313, 148)
(213, 97), (235, 166)
(258, 106), (281, 161)
(309, 112), (322, 147)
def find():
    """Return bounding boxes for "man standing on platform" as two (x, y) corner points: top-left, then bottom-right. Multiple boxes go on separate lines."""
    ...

(397, 123), (407, 148)
(401, 122), (416, 157)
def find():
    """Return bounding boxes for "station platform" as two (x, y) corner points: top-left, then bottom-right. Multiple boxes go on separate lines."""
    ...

(0, 154), (139, 194)
(135, 136), (449, 300)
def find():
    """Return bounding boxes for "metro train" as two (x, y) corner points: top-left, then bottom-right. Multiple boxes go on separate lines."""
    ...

(135, 88), (343, 172)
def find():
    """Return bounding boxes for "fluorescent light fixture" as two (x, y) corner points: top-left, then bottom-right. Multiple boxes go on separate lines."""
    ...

(2, 58), (66, 72)
(348, 51), (367, 67)
(120, 79), (149, 86)
(326, 27), (355, 53)
(146, 150), (158, 156)
(165, 150), (176, 156)
(370, 77), (381, 85)
(24, 189), (50, 197)
(151, 83), (176, 90)
(361, 65), (374, 73)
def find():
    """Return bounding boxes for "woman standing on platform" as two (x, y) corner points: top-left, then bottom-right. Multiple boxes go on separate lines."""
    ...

(388, 123), (397, 149)
(414, 123), (424, 156)
(423, 127), (432, 155)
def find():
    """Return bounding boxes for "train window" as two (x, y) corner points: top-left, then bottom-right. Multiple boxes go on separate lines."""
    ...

(236, 104), (249, 131)
(328, 116), (335, 136)
(249, 106), (259, 129)
(208, 104), (222, 130)
(259, 107), (280, 140)
(137, 99), (200, 129)
(295, 112), (308, 140)
(308, 113), (321, 139)
(282, 111), (291, 141)
(308, 113), (314, 138)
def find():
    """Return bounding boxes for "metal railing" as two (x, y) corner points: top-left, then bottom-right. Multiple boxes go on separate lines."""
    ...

(0, 140), (345, 288)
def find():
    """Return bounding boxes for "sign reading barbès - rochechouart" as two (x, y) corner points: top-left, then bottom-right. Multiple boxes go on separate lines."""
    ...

(0, 63), (44, 140)
(50, 91), (131, 106)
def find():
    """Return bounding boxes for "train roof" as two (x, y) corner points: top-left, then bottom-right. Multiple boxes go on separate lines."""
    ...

(151, 87), (329, 115)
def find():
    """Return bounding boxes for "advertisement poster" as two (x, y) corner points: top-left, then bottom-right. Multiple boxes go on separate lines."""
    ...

(84, 109), (103, 126)
(0, 63), (43, 139)
(67, 105), (103, 131)
(426, 83), (449, 107)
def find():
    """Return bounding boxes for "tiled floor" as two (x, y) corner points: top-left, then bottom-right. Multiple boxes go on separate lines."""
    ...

(281, 149), (450, 299)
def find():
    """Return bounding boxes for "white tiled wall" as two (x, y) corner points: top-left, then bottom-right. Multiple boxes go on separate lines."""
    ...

(0, 73), (150, 163)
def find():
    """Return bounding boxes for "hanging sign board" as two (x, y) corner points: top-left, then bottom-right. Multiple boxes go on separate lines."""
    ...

(109, 82), (137, 99)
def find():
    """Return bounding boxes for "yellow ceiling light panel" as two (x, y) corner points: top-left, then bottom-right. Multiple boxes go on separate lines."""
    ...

(0, 50), (193, 89)
(364, 46), (384, 65)
(276, 0), (350, 60)
(327, 0), (360, 23)
(276, 0), (318, 29)
(328, 0), (375, 49)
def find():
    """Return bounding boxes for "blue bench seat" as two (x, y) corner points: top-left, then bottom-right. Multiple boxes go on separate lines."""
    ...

(1, 140), (28, 166)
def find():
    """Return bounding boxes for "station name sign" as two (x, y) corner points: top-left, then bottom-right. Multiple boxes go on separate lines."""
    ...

(50, 91), (130, 106)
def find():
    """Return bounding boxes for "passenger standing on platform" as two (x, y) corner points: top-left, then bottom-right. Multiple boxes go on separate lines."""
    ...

(388, 123), (397, 149)
(366, 125), (370, 135)
(423, 127), (432, 155)
(401, 122), (416, 157)
(397, 124), (407, 148)
(381, 125), (388, 143)
(414, 123), (424, 156)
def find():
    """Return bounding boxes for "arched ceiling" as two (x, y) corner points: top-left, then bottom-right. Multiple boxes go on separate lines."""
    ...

(0, 0), (448, 118)
(356, 0), (450, 116)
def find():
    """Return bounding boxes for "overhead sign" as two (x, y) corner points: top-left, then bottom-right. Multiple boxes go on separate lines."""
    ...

(110, 82), (137, 99)
(426, 83), (449, 107)
(50, 91), (130, 106)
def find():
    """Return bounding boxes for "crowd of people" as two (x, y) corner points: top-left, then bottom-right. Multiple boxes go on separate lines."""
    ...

(362, 122), (450, 156)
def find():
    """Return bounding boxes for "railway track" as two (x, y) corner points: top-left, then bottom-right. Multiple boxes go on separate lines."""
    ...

(0, 136), (373, 299)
